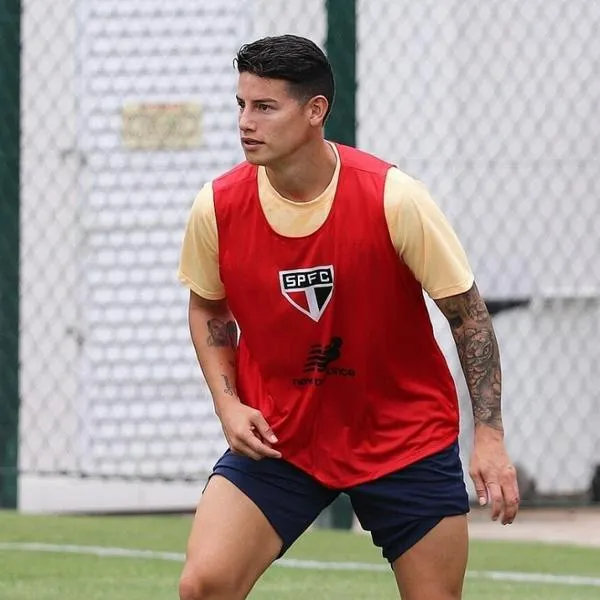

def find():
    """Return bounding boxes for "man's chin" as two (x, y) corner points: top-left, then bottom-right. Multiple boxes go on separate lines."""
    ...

(243, 154), (268, 166)
(241, 144), (272, 164)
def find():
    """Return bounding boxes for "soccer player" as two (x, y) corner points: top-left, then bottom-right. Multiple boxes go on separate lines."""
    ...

(177, 34), (519, 600)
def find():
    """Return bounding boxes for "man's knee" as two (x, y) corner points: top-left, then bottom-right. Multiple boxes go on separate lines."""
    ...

(179, 563), (241, 600)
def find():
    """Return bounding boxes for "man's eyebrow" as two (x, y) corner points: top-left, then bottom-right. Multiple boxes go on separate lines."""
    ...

(235, 95), (279, 104)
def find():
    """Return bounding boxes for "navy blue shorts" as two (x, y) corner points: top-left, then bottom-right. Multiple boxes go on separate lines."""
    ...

(210, 442), (469, 563)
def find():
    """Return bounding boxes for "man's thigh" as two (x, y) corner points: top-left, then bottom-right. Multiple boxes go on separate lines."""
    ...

(347, 442), (469, 564)
(392, 514), (468, 600)
(180, 475), (282, 599)
(180, 452), (338, 599)
(210, 450), (338, 554)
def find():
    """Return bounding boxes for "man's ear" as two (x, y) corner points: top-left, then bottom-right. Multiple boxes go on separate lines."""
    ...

(307, 95), (329, 127)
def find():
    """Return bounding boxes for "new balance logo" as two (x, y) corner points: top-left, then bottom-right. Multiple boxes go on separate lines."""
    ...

(279, 265), (334, 322)
(304, 337), (342, 372)
(293, 336), (356, 387)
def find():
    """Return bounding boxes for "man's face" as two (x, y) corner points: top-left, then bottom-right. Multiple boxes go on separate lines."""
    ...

(236, 72), (315, 166)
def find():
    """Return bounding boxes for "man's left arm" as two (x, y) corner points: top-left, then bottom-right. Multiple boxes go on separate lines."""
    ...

(435, 283), (520, 525)
(382, 169), (520, 523)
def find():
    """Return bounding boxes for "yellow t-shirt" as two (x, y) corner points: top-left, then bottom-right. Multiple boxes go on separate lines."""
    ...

(178, 144), (474, 300)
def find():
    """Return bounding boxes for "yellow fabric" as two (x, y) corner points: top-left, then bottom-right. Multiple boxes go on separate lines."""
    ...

(178, 144), (474, 300)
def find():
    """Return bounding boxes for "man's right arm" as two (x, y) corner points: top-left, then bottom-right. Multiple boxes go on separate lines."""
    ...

(188, 291), (280, 459)
(188, 292), (240, 418)
(186, 287), (280, 460)
(178, 186), (280, 459)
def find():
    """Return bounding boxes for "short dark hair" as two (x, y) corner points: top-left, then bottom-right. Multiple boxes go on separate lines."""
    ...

(235, 34), (335, 121)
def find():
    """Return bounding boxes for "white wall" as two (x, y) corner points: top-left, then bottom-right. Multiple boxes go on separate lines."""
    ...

(20, 0), (250, 512)
(357, 0), (600, 300)
(74, 0), (248, 482)
(248, 0), (326, 42)
(20, 0), (81, 480)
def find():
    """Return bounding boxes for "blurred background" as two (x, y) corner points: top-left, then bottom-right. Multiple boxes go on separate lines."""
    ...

(0, 0), (598, 522)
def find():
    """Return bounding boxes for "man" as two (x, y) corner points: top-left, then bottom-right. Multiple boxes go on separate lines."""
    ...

(177, 34), (519, 600)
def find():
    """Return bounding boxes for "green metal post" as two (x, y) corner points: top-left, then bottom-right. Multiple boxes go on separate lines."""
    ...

(0, 0), (21, 508)
(325, 0), (356, 530)
(325, 0), (356, 146)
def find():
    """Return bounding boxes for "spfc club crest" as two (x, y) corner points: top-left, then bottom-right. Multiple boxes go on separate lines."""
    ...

(279, 265), (334, 322)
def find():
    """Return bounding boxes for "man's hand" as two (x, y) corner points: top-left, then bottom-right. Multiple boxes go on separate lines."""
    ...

(435, 285), (519, 524)
(218, 401), (282, 461)
(470, 427), (520, 525)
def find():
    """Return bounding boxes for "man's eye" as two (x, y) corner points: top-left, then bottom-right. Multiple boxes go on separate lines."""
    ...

(257, 104), (271, 112)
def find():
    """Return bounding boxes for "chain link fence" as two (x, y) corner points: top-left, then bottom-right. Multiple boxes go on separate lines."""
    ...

(1, 0), (598, 509)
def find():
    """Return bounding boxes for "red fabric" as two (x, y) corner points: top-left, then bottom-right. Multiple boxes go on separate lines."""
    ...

(213, 144), (459, 488)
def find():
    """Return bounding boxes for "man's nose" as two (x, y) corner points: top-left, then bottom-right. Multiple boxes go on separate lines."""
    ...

(239, 107), (256, 132)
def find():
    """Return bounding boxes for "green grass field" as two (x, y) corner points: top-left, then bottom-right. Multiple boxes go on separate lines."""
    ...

(1, 511), (599, 599)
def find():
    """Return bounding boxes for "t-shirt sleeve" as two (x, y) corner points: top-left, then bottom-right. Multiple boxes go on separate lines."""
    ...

(384, 167), (474, 299)
(177, 182), (226, 300)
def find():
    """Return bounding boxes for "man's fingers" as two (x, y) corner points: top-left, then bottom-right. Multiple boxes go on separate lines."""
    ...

(501, 496), (519, 525)
(249, 411), (278, 444)
(230, 442), (261, 461)
(470, 470), (488, 506)
(501, 466), (520, 524)
(232, 438), (280, 461)
(245, 432), (282, 459)
(487, 482), (503, 521)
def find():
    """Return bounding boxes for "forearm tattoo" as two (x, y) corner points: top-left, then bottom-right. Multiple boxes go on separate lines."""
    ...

(221, 374), (235, 396)
(436, 284), (503, 431)
(207, 318), (238, 348)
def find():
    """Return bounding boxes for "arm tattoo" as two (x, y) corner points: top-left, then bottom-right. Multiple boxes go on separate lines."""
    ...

(435, 284), (503, 431)
(207, 318), (238, 348)
(221, 375), (235, 396)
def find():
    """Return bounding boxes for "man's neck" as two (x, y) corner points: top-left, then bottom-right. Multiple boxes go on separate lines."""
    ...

(265, 139), (337, 203)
